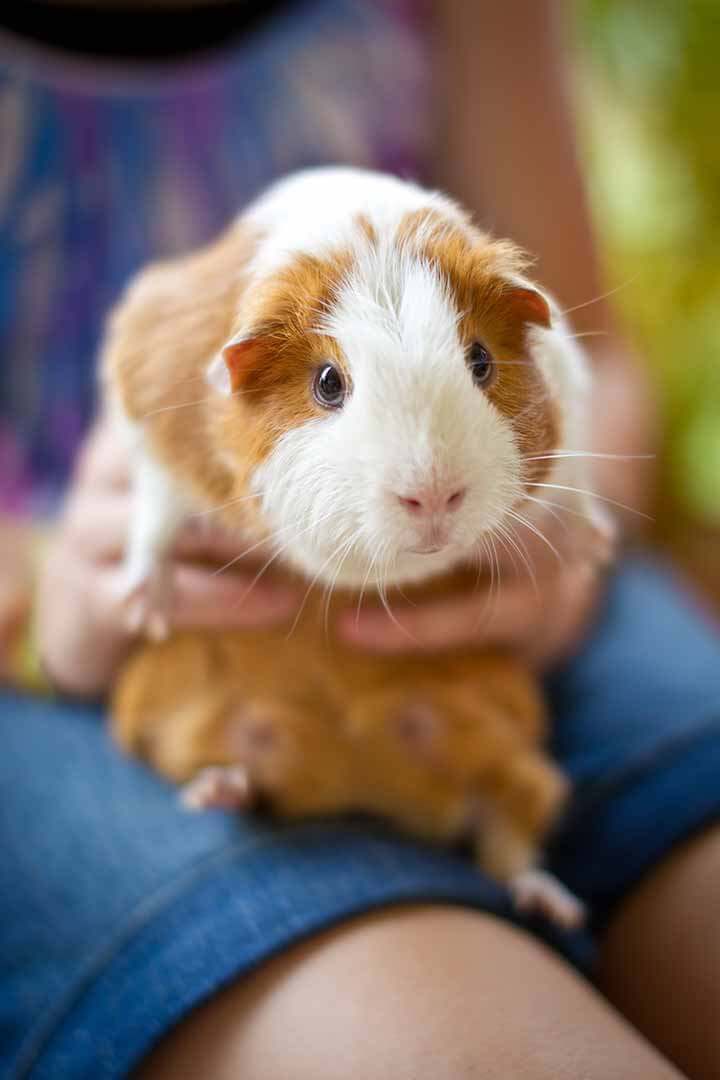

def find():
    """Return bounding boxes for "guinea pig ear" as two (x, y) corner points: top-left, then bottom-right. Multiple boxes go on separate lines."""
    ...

(503, 284), (552, 328)
(205, 334), (265, 396)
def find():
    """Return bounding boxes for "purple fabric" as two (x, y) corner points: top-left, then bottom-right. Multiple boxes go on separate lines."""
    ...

(0, 0), (429, 514)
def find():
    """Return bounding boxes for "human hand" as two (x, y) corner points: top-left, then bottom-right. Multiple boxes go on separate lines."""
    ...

(0, 516), (35, 683)
(338, 520), (609, 669)
(36, 415), (301, 698)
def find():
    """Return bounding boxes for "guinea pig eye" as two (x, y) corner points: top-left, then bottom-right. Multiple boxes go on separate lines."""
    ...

(312, 362), (346, 410)
(468, 342), (495, 387)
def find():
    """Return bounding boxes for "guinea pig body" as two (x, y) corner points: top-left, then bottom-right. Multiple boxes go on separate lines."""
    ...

(112, 618), (571, 895)
(103, 167), (604, 928)
(112, 611), (582, 926)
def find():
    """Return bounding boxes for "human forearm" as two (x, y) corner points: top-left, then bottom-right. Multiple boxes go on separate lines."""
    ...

(432, 0), (608, 333)
(583, 344), (658, 532)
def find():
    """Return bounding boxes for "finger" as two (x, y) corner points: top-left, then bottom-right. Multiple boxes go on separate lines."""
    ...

(339, 578), (546, 654)
(95, 565), (300, 633)
(61, 493), (269, 569)
(524, 562), (601, 669)
(169, 565), (300, 629)
(492, 511), (587, 578)
(341, 560), (601, 655)
(63, 493), (130, 561)
(36, 556), (135, 697)
(73, 419), (131, 493)
(173, 519), (270, 565)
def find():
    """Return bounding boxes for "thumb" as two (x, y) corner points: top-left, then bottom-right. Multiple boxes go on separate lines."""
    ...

(339, 580), (543, 654)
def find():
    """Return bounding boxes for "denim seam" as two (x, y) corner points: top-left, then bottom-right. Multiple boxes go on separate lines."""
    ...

(556, 711), (720, 836)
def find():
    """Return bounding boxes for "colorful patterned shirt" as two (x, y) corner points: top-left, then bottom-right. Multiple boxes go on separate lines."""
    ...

(0, 0), (428, 514)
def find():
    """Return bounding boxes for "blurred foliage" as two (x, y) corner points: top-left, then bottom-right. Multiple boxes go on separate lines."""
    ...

(574, 0), (720, 522)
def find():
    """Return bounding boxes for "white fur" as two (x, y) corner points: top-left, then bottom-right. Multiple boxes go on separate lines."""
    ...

(254, 219), (526, 588)
(110, 403), (189, 632)
(243, 167), (466, 282)
(122, 167), (599, 597)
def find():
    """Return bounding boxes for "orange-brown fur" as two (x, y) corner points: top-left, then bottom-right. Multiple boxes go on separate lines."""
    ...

(104, 210), (568, 881)
(399, 209), (559, 484)
(112, 609), (567, 878)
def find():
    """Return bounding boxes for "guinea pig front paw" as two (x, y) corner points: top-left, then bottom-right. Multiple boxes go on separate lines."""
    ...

(117, 564), (174, 641)
(509, 868), (586, 931)
(180, 765), (254, 812)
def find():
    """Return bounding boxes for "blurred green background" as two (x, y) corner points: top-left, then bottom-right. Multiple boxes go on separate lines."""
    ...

(575, 0), (720, 534)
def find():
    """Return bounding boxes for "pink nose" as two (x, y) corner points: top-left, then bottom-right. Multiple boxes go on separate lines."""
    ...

(397, 486), (467, 516)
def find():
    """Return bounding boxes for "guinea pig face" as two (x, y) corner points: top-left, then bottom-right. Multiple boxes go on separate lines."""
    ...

(211, 216), (560, 588)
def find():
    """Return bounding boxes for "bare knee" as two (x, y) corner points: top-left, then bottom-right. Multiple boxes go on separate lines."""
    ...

(137, 905), (683, 1080)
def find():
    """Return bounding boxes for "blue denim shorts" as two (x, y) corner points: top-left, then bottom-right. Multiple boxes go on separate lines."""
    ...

(3, 560), (720, 1079)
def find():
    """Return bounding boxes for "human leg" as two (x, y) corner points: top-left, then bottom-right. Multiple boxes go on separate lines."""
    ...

(138, 905), (683, 1080)
(601, 821), (720, 1079)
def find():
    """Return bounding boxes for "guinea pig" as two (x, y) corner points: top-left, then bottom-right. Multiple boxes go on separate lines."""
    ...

(104, 166), (607, 927)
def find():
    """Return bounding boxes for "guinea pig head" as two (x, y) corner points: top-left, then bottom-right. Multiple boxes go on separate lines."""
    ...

(207, 212), (561, 589)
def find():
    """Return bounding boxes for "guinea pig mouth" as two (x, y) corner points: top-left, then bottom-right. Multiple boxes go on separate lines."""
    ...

(407, 544), (446, 555)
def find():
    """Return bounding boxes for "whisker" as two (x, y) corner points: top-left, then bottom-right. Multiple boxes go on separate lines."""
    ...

(560, 276), (639, 317)
(375, 547), (419, 646)
(488, 531), (502, 607)
(479, 535), (494, 597)
(487, 525), (516, 580)
(523, 493), (598, 525)
(355, 544), (383, 625)
(396, 586), (419, 607)
(213, 534), (272, 577)
(566, 330), (610, 341)
(525, 451), (655, 463)
(323, 536), (356, 638)
(234, 541), (294, 609)
(506, 508), (562, 564)
(471, 534), (500, 630)
(213, 507), (337, 578)
(141, 393), (238, 418)
(527, 482), (654, 521)
(521, 495), (570, 535)
(141, 384), (270, 419)
(190, 492), (262, 518)
(286, 532), (353, 640)
(494, 519), (539, 596)
(486, 359), (536, 367)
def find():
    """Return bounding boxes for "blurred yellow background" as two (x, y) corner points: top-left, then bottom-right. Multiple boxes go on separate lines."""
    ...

(574, 0), (720, 595)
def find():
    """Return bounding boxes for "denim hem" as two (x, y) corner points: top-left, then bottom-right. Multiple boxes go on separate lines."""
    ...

(16, 822), (590, 1079)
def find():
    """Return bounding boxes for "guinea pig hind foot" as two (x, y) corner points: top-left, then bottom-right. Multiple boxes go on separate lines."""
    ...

(509, 869), (587, 931)
(180, 765), (253, 812)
